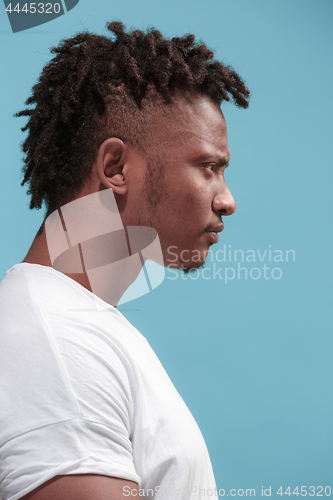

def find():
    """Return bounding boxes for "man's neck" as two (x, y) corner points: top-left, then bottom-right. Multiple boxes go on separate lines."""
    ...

(22, 221), (94, 293)
(22, 219), (149, 307)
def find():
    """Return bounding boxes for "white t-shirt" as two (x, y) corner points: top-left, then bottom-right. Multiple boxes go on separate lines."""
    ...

(0, 263), (217, 500)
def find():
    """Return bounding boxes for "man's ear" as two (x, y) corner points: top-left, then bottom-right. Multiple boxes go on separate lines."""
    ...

(95, 138), (128, 195)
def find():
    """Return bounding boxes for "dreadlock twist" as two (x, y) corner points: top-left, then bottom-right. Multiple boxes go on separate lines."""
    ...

(16, 21), (250, 211)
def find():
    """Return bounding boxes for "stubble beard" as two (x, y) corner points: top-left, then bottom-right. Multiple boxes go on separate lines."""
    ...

(143, 156), (165, 209)
(143, 157), (210, 274)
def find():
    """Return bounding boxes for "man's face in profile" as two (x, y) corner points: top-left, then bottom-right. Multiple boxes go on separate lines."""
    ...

(137, 95), (236, 272)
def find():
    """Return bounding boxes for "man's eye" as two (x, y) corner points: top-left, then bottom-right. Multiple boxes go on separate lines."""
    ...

(204, 164), (216, 172)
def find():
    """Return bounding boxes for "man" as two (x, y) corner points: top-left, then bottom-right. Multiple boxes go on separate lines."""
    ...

(0, 22), (249, 500)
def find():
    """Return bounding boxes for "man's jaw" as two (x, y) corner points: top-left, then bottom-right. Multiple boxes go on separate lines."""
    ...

(179, 246), (210, 274)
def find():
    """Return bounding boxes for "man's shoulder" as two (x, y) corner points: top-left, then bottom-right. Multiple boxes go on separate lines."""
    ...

(0, 263), (147, 369)
(0, 263), (39, 328)
(0, 262), (71, 304)
(0, 263), (103, 319)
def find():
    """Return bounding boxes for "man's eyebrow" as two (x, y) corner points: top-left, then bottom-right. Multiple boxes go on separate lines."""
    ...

(194, 154), (230, 167)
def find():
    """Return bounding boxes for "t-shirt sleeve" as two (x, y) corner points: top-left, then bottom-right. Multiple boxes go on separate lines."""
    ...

(0, 271), (140, 500)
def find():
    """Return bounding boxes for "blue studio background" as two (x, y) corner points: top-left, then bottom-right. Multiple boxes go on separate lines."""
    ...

(1, 0), (333, 496)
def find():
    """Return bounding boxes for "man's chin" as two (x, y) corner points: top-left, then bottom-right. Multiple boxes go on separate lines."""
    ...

(179, 259), (206, 274)
(179, 260), (205, 274)
(164, 246), (210, 273)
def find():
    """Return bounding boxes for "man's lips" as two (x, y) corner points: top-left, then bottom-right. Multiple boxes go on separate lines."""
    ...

(206, 222), (224, 233)
(205, 222), (224, 244)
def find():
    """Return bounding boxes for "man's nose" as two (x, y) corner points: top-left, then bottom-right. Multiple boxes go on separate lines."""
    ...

(212, 185), (236, 216)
